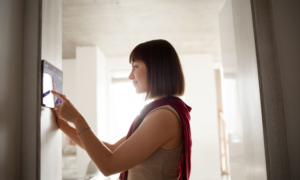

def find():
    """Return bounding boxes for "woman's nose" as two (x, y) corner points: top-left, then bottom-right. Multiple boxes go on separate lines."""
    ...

(128, 71), (134, 80)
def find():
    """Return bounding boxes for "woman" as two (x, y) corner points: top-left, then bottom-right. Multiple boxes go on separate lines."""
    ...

(52, 39), (192, 180)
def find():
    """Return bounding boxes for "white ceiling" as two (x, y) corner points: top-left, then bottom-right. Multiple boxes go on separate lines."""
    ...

(62, 0), (225, 61)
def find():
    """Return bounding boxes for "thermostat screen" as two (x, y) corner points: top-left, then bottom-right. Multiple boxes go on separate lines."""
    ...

(42, 60), (63, 108)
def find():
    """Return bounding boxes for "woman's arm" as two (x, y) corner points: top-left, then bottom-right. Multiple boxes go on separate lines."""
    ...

(62, 124), (86, 150)
(53, 109), (126, 152)
(51, 91), (179, 177)
(62, 125), (126, 152)
(108, 136), (127, 152)
(53, 108), (85, 149)
(74, 109), (178, 176)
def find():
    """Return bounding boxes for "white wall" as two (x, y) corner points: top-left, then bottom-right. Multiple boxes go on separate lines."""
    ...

(40, 0), (62, 180)
(40, 1), (62, 180)
(0, 0), (24, 179)
(76, 46), (107, 175)
(181, 54), (221, 180)
(218, 0), (247, 179)
(106, 57), (132, 144)
(61, 59), (77, 149)
(63, 47), (107, 176)
(62, 59), (77, 105)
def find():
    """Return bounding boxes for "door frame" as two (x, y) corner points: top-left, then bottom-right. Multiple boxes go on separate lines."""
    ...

(230, 0), (290, 179)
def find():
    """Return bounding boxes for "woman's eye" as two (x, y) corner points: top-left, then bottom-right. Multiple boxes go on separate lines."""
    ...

(133, 66), (138, 69)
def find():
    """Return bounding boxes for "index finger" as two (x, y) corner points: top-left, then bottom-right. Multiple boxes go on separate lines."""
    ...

(51, 90), (67, 102)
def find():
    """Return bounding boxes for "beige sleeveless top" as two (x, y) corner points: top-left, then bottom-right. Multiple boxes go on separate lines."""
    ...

(127, 105), (183, 180)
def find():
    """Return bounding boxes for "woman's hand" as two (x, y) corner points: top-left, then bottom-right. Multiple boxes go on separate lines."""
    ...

(52, 108), (70, 129)
(51, 94), (70, 129)
(51, 90), (83, 124)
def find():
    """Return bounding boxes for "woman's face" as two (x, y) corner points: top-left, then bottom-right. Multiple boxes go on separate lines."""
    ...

(128, 60), (147, 94)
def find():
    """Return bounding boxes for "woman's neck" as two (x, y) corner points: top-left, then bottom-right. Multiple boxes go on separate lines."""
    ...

(153, 95), (179, 101)
(153, 96), (165, 101)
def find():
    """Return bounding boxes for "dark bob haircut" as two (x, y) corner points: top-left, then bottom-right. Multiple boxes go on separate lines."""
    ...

(129, 39), (185, 100)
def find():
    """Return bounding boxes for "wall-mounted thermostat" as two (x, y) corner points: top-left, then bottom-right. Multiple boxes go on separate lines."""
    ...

(41, 60), (63, 108)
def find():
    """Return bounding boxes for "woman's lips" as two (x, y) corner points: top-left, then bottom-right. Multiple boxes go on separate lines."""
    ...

(133, 81), (138, 86)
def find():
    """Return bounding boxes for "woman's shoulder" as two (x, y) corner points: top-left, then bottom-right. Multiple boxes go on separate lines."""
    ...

(144, 105), (182, 125)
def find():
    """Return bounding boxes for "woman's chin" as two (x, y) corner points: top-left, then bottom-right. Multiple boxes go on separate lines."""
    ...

(135, 89), (142, 94)
(135, 88), (145, 94)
